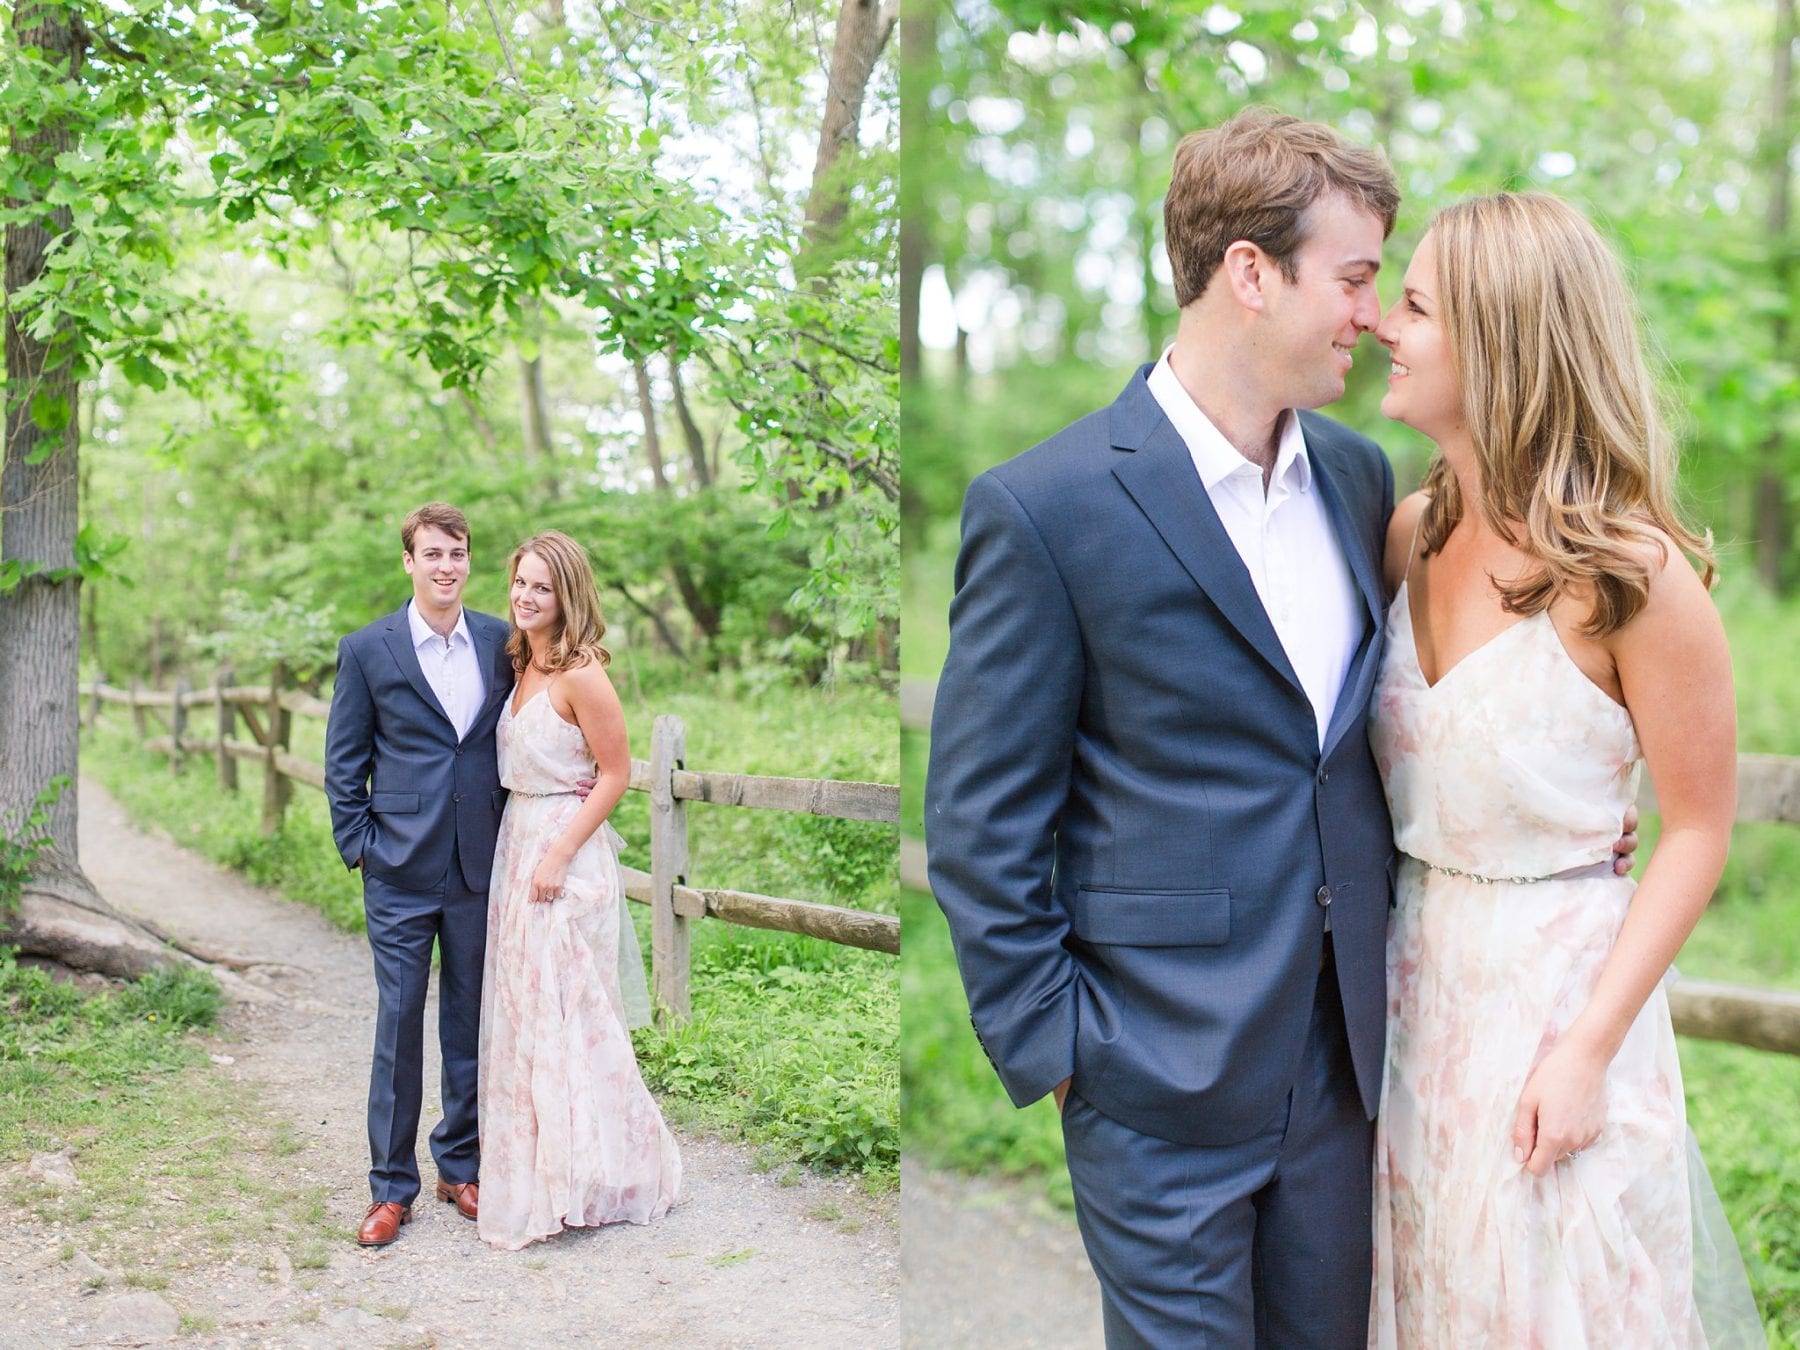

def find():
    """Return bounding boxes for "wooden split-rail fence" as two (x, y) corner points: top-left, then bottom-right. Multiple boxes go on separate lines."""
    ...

(84, 666), (900, 1025)
(900, 677), (1800, 1060)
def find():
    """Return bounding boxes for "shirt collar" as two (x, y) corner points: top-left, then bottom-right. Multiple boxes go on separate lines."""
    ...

(407, 598), (472, 650)
(1146, 353), (1313, 495)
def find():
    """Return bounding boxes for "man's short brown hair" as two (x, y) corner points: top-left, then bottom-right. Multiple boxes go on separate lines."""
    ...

(401, 502), (471, 555)
(1164, 107), (1400, 308)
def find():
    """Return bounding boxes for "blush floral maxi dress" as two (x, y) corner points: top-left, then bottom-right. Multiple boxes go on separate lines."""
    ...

(1366, 579), (1717, 1347)
(477, 684), (681, 1251)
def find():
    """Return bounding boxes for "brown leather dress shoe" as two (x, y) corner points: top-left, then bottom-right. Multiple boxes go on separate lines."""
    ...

(357, 1201), (411, 1247)
(435, 1178), (478, 1221)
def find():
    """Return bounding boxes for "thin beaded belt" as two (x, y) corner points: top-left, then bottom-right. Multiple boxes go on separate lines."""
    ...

(507, 788), (577, 798)
(1411, 856), (1621, 886)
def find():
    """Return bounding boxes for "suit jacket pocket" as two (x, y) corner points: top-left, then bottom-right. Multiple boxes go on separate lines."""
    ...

(1071, 887), (1231, 947)
(371, 792), (420, 814)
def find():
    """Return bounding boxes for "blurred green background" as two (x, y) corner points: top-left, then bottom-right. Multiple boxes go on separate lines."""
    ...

(899, 0), (1800, 1339)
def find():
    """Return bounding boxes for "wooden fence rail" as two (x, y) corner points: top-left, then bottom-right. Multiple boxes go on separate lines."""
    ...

(899, 676), (1800, 1058)
(88, 669), (900, 1024)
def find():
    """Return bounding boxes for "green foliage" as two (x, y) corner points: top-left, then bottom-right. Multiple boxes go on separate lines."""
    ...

(899, 886), (1072, 1205)
(910, 0), (1800, 583)
(187, 591), (340, 687)
(0, 524), (129, 596)
(0, 949), (331, 1287)
(0, 947), (220, 1140)
(113, 963), (223, 1031)
(634, 927), (897, 1179)
(6, 0), (896, 684)
(0, 777), (71, 919)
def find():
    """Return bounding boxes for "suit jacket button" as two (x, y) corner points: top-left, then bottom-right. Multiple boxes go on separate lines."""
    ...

(453, 793), (462, 803)
(1316, 885), (1333, 907)
(1317, 767), (1330, 785)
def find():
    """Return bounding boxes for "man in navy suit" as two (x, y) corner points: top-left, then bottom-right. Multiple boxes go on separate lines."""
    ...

(927, 110), (1406, 1345)
(325, 502), (514, 1246)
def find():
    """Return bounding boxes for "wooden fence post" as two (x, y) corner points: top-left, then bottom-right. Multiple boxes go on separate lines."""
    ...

(169, 676), (190, 773)
(649, 714), (691, 1025)
(261, 661), (292, 836)
(216, 664), (237, 793)
(87, 674), (102, 729)
(130, 679), (146, 739)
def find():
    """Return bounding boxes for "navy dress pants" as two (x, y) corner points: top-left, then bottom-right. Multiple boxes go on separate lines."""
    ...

(1061, 940), (1376, 1348)
(362, 868), (487, 1206)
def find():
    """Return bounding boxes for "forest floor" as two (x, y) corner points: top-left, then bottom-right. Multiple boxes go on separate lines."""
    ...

(0, 780), (897, 1349)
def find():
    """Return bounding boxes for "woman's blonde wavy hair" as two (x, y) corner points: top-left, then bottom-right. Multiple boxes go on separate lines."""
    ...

(1417, 191), (1714, 636)
(505, 530), (611, 673)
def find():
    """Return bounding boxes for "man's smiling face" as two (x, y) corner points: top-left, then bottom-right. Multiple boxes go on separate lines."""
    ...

(403, 524), (470, 615)
(1257, 191), (1386, 410)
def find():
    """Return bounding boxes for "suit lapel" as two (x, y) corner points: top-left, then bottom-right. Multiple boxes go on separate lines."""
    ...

(380, 605), (455, 731)
(1305, 424), (1387, 760)
(1109, 373), (1304, 696)
(1305, 427), (1383, 632)
(472, 613), (514, 723)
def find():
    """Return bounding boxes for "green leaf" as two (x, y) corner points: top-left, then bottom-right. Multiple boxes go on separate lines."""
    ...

(28, 391), (71, 433)
(120, 354), (167, 391)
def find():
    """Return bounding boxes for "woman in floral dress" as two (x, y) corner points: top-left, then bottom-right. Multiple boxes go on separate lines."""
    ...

(479, 530), (680, 1251)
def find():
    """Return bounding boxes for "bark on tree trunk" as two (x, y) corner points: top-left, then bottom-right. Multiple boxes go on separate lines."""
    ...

(633, 358), (671, 492)
(667, 355), (712, 487)
(897, 0), (932, 381)
(801, 0), (900, 264)
(668, 559), (722, 650)
(0, 4), (189, 979)
(519, 347), (559, 499)
(3, 0), (86, 860)
(613, 581), (688, 663)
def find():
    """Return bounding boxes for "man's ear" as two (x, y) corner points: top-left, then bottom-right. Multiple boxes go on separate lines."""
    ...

(1221, 240), (1268, 313)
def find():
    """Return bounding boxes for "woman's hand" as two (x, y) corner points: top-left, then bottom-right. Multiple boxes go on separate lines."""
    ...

(530, 850), (571, 903)
(1511, 1040), (1609, 1176)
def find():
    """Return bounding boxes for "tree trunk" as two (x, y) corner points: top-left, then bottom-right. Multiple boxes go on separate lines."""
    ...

(668, 560), (722, 650)
(1760, 0), (1796, 592)
(612, 581), (688, 662)
(519, 347), (559, 499)
(801, 0), (900, 264)
(0, 4), (185, 980)
(3, 0), (86, 860)
(5, 853), (198, 980)
(633, 358), (671, 492)
(897, 0), (933, 381)
(667, 354), (712, 487)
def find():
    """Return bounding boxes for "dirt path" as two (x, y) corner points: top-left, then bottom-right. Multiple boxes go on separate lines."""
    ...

(0, 779), (897, 1348)
(900, 1161), (1101, 1348)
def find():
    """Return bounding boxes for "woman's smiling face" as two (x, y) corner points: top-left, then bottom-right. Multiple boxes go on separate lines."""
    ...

(1376, 231), (1464, 440)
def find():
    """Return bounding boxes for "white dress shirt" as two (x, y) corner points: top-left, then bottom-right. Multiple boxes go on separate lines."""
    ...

(1147, 355), (1363, 750)
(407, 600), (485, 742)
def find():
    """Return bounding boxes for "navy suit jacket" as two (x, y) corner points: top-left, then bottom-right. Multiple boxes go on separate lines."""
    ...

(925, 367), (1397, 1147)
(324, 605), (514, 895)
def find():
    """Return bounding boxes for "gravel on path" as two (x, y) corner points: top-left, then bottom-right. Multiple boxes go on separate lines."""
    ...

(0, 778), (896, 1348)
(900, 1159), (1100, 1349)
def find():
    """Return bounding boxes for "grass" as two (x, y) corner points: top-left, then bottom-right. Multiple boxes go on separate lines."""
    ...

(77, 662), (899, 1188)
(902, 588), (1800, 1342)
(0, 954), (338, 1294)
